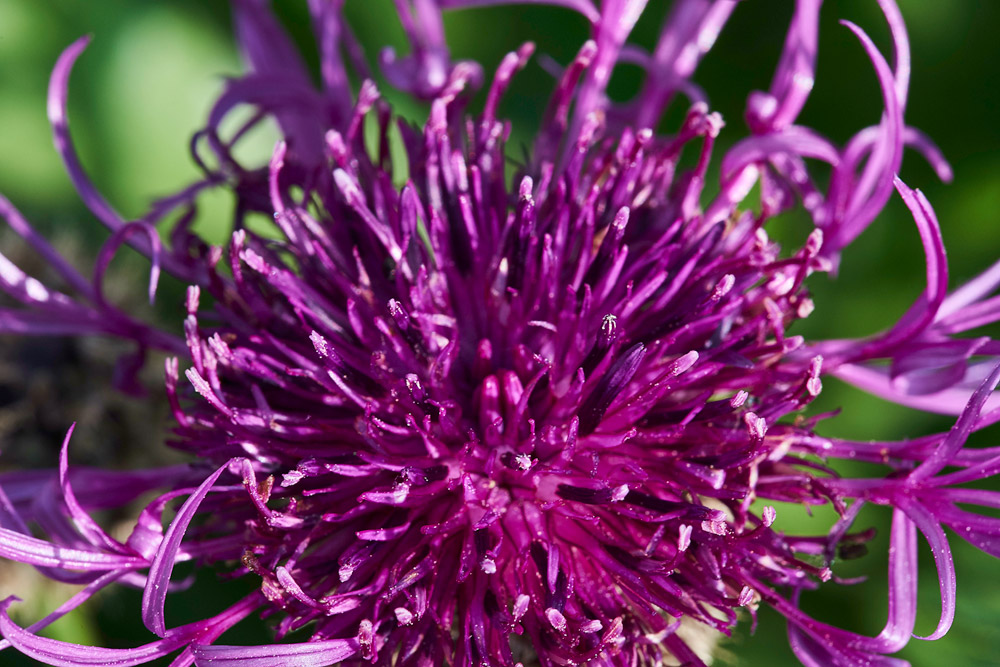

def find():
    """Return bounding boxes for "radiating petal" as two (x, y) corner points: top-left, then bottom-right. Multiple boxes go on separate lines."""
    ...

(142, 460), (238, 637)
(191, 637), (360, 667)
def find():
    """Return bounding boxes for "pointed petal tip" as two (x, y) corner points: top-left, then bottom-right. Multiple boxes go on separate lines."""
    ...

(48, 35), (94, 125)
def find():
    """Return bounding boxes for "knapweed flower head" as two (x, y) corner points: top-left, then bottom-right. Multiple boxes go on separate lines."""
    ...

(1, 1), (999, 665)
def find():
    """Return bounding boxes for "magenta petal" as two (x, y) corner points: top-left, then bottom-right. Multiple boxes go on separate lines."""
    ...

(94, 221), (162, 307)
(903, 126), (953, 183)
(721, 125), (841, 180)
(232, 0), (325, 165)
(910, 360), (1000, 482)
(631, 0), (736, 129)
(438, 0), (600, 23)
(897, 498), (956, 641)
(936, 504), (1000, 559)
(842, 177), (949, 366)
(921, 491), (1000, 558)
(0, 308), (104, 336)
(938, 257), (1000, 321)
(787, 623), (909, 667)
(759, 0), (820, 132)
(833, 362), (1000, 417)
(0, 194), (94, 299)
(47, 37), (124, 236)
(876, 0), (910, 106)
(0, 526), (145, 572)
(935, 294), (1000, 335)
(0, 597), (188, 666)
(935, 457), (1000, 488)
(0, 244), (83, 312)
(142, 460), (238, 637)
(0, 466), (190, 519)
(889, 338), (987, 395)
(872, 177), (949, 351)
(47, 37), (197, 283)
(57, 424), (125, 554)
(0, 570), (124, 653)
(844, 18), (902, 213)
(873, 509), (918, 652)
(191, 637), (360, 667)
(823, 19), (903, 256)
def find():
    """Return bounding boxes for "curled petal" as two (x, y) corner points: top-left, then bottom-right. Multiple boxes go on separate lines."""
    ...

(861, 178), (948, 354)
(142, 460), (240, 637)
(94, 220), (162, 307)
(824, 19), (903, 256)
(48, 37), (124, 235)
(57, 425), (124, 554)
(896, 498), (955, 641)
(0, 597), (189, 666)
(787, 623), (909, 667)
(49, 37), (197, 283)
(722, 125), (840, 181)
(904, 126), (952, 182)
(0, 570), (123, 653)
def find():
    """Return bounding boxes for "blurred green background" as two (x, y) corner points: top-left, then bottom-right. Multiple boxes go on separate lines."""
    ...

(1, 0), (999, 665)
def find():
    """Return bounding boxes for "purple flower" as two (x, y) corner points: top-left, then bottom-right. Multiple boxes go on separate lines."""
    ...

(0, 1), (998, 665)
